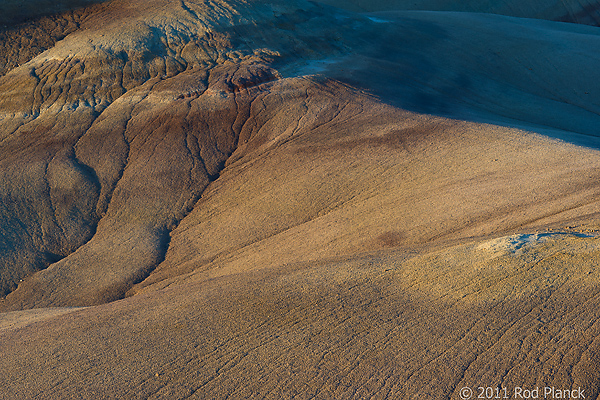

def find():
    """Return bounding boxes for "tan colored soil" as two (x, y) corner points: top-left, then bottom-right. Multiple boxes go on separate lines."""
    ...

(2, 0), (600, 398)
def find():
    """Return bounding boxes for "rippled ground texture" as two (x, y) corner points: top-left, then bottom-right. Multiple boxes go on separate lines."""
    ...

(1, 0), (600, 399)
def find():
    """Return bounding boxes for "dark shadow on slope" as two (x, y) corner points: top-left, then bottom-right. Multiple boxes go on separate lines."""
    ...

(219, 4), (600, 149)
(0, 149), (102, 300)
(312, 0), (600, 27)
(97, 229), (172, 304)
(314, 11), (600, 150)
(556, 2), (600, 26)
(0, 10), (87, 77)
(0, 0), (110, 27)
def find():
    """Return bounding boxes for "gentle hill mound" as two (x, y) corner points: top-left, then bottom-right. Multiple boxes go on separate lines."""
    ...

(1, 0), (600, 398)
(3, 232), (600, 398)
(315, 10), (600, 147)
(2, 0), (600, 309)
(314, 0), (600, 25)
(0, 0), (600, 309)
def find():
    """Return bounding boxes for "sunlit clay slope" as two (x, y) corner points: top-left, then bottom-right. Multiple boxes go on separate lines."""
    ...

(0, 0), (351, 306)
(2, 0), (600, 398)
(5, 234), (600, 399)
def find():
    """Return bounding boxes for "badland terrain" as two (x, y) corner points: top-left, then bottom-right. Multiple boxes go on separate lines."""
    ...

(1, 0), (600, 398)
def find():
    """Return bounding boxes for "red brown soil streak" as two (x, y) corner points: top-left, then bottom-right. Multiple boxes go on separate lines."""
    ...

(2, 1), (600, 398)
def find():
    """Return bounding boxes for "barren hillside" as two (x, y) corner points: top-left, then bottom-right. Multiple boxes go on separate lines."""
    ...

(315, 0), (600, 25)
(1, 0), (600, 399)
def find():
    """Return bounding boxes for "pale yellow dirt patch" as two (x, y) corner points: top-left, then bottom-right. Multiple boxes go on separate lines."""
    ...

(0, 307), (86, 331)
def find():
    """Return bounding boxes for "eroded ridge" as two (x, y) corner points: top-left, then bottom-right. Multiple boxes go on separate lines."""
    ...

(0, 0), (354, 308)
(2, 0), (600, 398)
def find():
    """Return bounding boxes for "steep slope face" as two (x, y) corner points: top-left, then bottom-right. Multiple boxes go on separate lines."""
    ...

(129, 83), (600, 296)
(2, 0), (600, 309)
(2, 0), (600, 398)
(0, 0), (359, 307)
(0, 9), (93, 77)
(314, 0), (600, 26)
